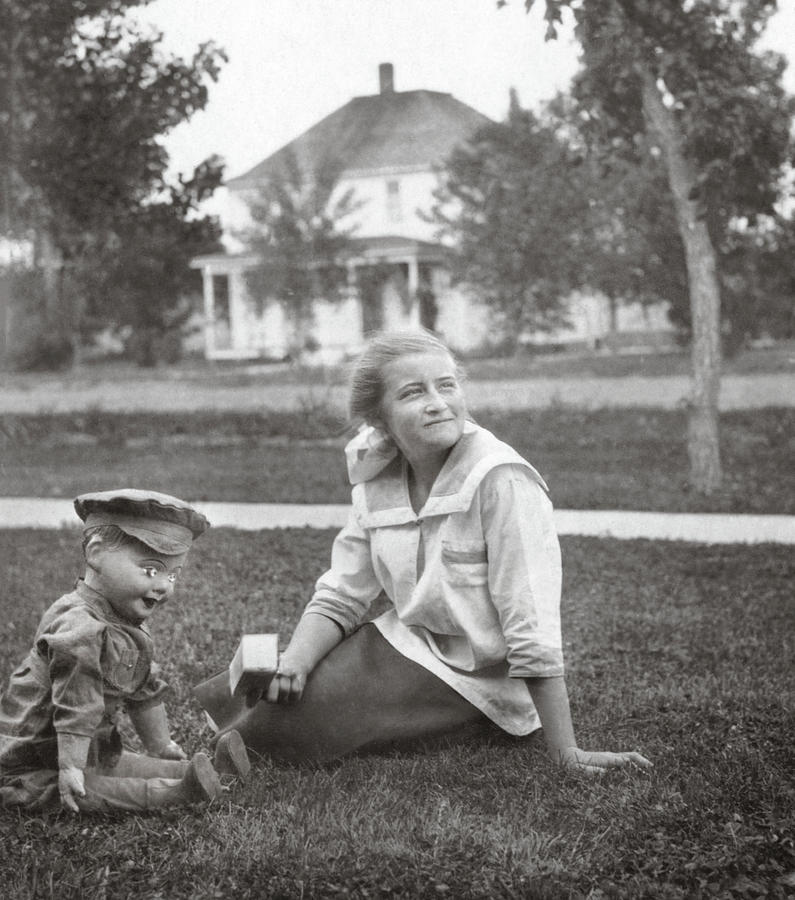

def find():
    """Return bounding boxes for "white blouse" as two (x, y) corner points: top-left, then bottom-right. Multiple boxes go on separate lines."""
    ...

(304, 423), (564, 735)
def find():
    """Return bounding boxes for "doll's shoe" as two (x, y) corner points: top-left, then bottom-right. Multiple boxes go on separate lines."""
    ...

(183, 752), (224, 801)
(214, 730), (251, 782)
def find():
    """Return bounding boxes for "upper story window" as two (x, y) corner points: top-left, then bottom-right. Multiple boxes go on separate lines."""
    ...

(386, 179), (402, 223)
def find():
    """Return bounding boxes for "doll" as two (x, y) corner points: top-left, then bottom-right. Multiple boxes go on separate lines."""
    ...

(0, 489), (249, 813)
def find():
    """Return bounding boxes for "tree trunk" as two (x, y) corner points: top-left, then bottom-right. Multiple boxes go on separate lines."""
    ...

(641, 69), (722, 493)
(0, 271), (12, 368)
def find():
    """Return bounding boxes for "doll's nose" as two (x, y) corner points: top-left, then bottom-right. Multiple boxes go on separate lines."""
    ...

(151, 577), (175, 598)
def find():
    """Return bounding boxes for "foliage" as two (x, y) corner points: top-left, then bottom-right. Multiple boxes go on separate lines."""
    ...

(241, 148), (361, 353)
(77, 158), (224, 366)
(713, 211), (795, 352)
(2, 267), (75, 370)
(0, 0), (227, 365)
(527, 0), (793, 222)
(511, 0), (795, 493)
(0, 529), (792, 898)
(432, 91), (589, 344)
(433, 90), (691, 343)
(2, 404), (794, 514)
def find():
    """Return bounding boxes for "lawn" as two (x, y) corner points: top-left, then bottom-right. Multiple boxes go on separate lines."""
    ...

(2, 406), (794, 513)
(0, 528), (793, 899)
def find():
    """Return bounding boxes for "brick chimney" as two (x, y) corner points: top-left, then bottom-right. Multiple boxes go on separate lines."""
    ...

(379, 62), (395, 94)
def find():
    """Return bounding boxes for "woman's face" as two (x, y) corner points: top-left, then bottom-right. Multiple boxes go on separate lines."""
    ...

(377, 351), (467, 462)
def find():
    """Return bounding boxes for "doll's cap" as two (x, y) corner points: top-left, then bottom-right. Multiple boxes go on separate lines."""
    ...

(74, 489), (210, 555)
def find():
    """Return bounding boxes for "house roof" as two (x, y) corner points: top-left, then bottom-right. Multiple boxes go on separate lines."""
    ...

(227, 84), (491, 190)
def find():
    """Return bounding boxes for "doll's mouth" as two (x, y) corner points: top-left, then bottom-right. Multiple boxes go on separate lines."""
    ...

(142, 597), (158, 610)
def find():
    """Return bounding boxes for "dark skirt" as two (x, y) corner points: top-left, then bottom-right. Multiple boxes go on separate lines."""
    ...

(194, 624), (491, 764)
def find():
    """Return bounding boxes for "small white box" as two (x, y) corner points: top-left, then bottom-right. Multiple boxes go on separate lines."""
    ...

(229, 634), (279, 697)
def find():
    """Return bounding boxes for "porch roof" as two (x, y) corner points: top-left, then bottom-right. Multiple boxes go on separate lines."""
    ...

(347, 235), (450, 264)
(190, 236), (450, 274)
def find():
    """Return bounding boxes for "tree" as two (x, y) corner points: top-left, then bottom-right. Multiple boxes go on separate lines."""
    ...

(514, 0), (794, 493)
(431, 92), (592, 348)
(432, 91), (688, 350)
(77, 157), (224, 366)
(0, 0), (227, 366)
(565, 129), (689, 343)
(241, 149), (361, 356)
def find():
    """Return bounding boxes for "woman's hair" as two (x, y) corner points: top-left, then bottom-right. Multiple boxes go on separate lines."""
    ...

(348, 330), (463, 424)
(81, 524), (151, 557)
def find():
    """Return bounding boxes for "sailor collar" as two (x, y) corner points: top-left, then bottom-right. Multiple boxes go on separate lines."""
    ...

(352, 422), (548, 529)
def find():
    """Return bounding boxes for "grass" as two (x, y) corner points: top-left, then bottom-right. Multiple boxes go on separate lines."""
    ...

(2, 406), (794, 513)
(0, 529), (792, 898)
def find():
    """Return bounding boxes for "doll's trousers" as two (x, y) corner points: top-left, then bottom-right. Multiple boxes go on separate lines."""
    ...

(1, 752), (191, 811)
(77, 751), (190, 812)
(201, 623), (491, 764)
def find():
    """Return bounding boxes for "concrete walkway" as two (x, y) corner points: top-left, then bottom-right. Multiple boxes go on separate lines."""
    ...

(1, 498), (793, 544)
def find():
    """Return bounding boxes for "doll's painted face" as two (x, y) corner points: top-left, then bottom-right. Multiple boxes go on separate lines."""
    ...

(377, 351), (467, 463)
(85, 540), (187, 624)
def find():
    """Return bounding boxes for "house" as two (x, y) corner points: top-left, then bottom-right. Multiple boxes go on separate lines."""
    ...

(191, 64), (676, 363)
(191, 63), (494, 362)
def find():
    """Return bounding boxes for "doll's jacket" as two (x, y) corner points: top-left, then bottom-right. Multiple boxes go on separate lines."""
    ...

(0, 581), (167, 773)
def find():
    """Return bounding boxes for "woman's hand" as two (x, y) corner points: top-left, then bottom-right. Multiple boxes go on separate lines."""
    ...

(265, 658), (309, 704)
(262, 613), (345, 705)
(556, 746), (653, 774)
(58, 765), (86, 812)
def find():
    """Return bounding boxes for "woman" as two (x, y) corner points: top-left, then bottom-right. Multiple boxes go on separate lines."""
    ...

(199, 331), (651, 773)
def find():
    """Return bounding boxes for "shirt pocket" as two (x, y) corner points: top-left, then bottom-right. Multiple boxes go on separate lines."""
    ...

(101, 632), (140, 692)
(441, 540), (489, 586)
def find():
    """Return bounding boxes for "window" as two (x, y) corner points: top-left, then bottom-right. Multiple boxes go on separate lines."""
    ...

(386, 179), (402, 223)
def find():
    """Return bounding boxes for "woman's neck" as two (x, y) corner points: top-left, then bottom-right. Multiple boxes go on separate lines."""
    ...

(405, 450), (449, 514)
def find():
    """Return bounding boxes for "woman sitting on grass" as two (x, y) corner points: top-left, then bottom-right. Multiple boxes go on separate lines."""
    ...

(202, 330), (651, 773)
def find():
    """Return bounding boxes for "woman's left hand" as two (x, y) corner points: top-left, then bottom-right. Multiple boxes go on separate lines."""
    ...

(557, 746), (652, 774)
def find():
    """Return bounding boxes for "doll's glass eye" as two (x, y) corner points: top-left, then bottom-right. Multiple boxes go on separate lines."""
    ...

(142, 566), (158, 578)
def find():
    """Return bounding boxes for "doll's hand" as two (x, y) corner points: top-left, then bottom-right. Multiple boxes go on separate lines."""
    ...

(58, 765), (86, 812)
(557, 746), (652, 775)
(157, 740), (187, 760)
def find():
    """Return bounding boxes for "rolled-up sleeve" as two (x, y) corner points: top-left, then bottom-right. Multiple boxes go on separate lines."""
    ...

(304, 509), (384, 635)
(125, 667), (170, 711)
(480, 466), (564, 678)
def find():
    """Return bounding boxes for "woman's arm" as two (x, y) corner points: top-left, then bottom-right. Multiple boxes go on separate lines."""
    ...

(525, 675), (652, 773)
(265, 613), (344, 704)
(479, 470), (651, 773)
(267, 507), (383, 704)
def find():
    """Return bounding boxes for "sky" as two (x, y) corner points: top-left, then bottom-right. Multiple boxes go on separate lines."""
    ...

(133, 0), (795, 185)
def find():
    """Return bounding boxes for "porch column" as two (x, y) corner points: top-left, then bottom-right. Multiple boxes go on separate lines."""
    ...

(347, 261), (364, 341)
(228, 270), (251, 352)
(202, 266), (215, 358)
(407, 257), (421, 328)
